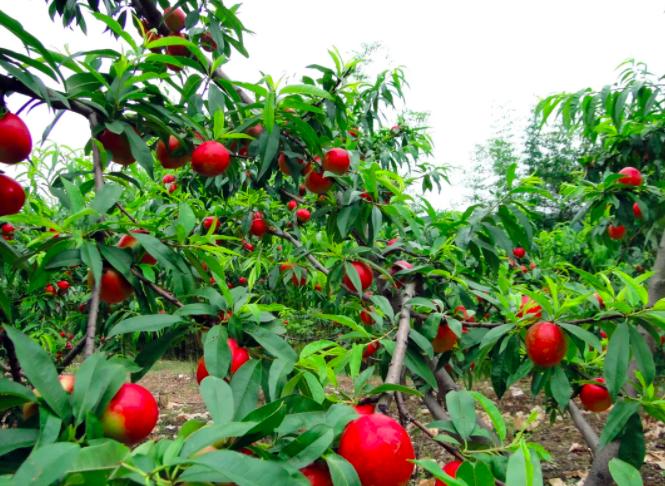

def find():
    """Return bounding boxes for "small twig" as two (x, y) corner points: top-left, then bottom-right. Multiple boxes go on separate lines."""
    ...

(1, 329), (22, 383)
(568, 401), (599, 454)
(131, 268), (183, 307)
(115, 203), (139, 224)
(397, 391), (465, 462)
(59, 337), (86, 369)
(280, 189), (304, 204)
(269, 227), (329, 275)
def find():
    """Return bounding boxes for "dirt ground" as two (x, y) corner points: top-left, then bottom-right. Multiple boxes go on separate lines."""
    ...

(140, 360), (665, 485)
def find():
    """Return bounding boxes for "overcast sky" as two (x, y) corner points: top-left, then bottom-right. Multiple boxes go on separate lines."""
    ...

(3, 0), (665, 208)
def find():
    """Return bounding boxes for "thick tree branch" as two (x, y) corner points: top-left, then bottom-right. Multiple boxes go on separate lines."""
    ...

(377, 283), (415, 410)
(568, 401), (598, 453)
(83, 116), (105, 357)
(0, 74), (96, 118)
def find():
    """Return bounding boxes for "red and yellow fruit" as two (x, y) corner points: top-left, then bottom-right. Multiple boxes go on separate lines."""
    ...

(101, 383), (158, 445)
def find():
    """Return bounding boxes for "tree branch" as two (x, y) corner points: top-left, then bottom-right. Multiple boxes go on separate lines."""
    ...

(0, 74), (96, 118)
(269, 227), (329, 275)
(0, 329), (22, 383)
(131, 268), (183, 308)
(377, 283), (415, 409)
(568, 401), (598, 454)
(83, 116), (105, 357)
(58, 337), (85, 370)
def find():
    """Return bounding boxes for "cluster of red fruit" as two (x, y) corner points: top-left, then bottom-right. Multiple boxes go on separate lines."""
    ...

(607, 166), (643, 241)
(1, 222), (15, 240)
(0, 112), (32, 216)
(278, 148), (351, 194)
(508, 247), (537, 273)
(44, 279), (71, 297)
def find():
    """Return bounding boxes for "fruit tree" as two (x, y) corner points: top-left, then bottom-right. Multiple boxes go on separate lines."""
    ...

(0, 3), (663, 486)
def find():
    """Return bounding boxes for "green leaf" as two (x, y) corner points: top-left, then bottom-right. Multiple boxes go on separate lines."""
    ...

(123, 126), (153, 177)
(180, 421), (257, 458)
(412, 458), (467, 486)
(317, 313), (370, 338)
(549, 366), (573, 409)
(609, 458), (643, 486)
(245, 325), (297, 364)
(283, 424), (335, 469)
(599, 400), (640, 447)
(69, 439), (129, 473)
(90, 183), (124, 215)
(558, 322), (601, 352)
(71, 353), (125, 425)
(325, 452), (362, 486)
(0, 378), (35, 412)
(13, 442), (80, 486)
(80, 241), (102, 287)
(230, 360), (261, 419)
(131, 233), (187, 273)
(628, 327), (655, 385)
(280, 84), (333, 100)
(446, 390), (477, 440)
(0, 428), (38, 456)
(480, 324), (513, 349)
(200, 376), (234, 425)
(469, 391), (506, 442)
(365, 383), (422, 397)
(203, 326), (231, 379)
(3, 327), (70, 418)
(604, 322), (631, 398)
(181, 449), (308, 485)
(107, 314), (182, 337)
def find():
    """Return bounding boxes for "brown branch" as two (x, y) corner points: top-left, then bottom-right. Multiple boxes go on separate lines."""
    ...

(115, 203), (139, 224)
(1, 329), (22, 383)
(83, 116), (105, 357)
(396, 391), (466, 462)
(0, 74), (96, 118)
(131, 268), (183, 307)
(568, 401), (598, 454)
(377, 283), (415, 409)
(59, 337), (86, 369)
(269, 227), (329, 275)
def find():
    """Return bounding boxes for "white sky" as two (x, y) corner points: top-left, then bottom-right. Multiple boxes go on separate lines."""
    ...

(3, 0), (665, 208)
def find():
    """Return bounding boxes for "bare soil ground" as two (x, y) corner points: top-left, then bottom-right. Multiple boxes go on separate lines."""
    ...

(139, 360), (665, 485)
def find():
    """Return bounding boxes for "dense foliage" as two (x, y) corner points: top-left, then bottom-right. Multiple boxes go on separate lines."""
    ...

(0, 2), (663, 485)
